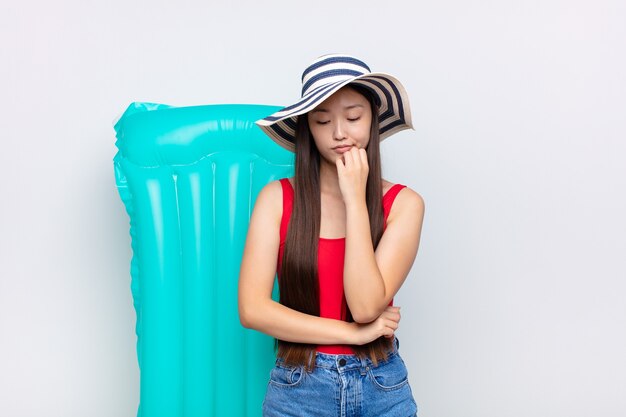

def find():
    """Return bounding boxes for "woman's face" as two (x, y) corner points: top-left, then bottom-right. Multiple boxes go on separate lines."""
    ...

(307, 86), (372, 164)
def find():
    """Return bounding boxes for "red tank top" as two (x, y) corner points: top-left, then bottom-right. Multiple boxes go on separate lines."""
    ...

(277, 178), (407, 354)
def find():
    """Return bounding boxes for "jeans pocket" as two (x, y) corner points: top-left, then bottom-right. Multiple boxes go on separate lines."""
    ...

(268, 364), (305, 388)
(367, 353), (410, 391)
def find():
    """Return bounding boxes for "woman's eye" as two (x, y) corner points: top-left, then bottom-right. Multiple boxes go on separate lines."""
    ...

(316, 120), (330, 125)
(348, 117), (361, 122)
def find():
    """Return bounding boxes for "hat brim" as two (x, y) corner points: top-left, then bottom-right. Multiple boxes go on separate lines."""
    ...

(255, 72), (414, 153)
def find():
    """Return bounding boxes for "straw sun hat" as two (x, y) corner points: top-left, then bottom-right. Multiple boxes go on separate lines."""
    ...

(255, 53), (414, 153)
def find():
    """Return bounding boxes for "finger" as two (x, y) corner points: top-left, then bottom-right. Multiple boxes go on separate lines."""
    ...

(343, 148), (353, 167)
(384, 318), (398, 329)
(351, 147), (362, 169)
(381, 311), (399, 320)
(380, 310), (395, 318)
(385, 313), (400, 323)
(359, 148), (368, 166)
(382, 309), (399, 318)
(385, 306), (400, 314)
(336, 156), (344, 171)
(386, 319), (398, 330)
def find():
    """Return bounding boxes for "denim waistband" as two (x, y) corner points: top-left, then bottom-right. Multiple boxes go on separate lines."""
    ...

(276, 336), (401, 372)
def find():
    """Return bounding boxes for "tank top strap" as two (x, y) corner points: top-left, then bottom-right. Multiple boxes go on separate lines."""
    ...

(278, 178), (294, 243)
(383, 183), (407, 226)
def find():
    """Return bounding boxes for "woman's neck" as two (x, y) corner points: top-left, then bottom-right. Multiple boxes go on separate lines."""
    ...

(319, 162), (343, 199)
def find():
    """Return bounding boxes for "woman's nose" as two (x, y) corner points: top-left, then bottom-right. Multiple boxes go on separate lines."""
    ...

(333, 120), (347, 140)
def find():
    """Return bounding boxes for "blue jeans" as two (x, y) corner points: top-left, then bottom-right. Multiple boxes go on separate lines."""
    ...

(262, 336), (418, 417)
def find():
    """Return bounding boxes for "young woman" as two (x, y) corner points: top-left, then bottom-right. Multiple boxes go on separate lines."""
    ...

(238, 54), (425, 417)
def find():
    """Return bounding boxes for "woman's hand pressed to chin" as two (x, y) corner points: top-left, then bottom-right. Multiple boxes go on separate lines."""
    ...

(336, 146), (369, 207)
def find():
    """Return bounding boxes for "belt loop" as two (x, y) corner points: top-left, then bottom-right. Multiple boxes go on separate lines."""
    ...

(359, 355), (368, 376)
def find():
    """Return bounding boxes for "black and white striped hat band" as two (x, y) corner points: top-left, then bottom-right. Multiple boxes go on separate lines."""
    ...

(255, 54), (414, 152)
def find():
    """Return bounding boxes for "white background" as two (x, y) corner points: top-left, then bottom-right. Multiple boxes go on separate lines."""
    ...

(1, 1), (625, 416)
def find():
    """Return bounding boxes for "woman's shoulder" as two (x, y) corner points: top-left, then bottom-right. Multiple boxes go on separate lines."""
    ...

(382, 179), (425, 222)
(382, 178), (417, 196)
(254, 179), (285, 223)
(260, 178), (285, 196)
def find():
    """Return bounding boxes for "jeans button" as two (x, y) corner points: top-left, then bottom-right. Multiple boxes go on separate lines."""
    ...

(338, 358), (346, 366)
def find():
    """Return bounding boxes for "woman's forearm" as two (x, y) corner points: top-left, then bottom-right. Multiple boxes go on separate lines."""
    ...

(344, 200), (387, 322)
(241, 299), (357, 345)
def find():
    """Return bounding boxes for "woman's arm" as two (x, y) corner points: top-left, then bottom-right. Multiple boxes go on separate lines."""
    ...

(238, 180), (358, 345)
(343, 187), (425, 323)
(241, 298), (358, 345)
(336, 149), (425, 324)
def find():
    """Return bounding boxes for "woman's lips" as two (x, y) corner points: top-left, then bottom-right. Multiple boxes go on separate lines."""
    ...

(334, 146), (353, 154)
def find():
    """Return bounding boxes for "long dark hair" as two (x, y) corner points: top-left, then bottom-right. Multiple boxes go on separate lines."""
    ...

(275, 84), (394, 372)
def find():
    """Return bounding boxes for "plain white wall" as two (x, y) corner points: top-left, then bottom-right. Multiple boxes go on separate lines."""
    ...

(1, 1), (624, 416)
